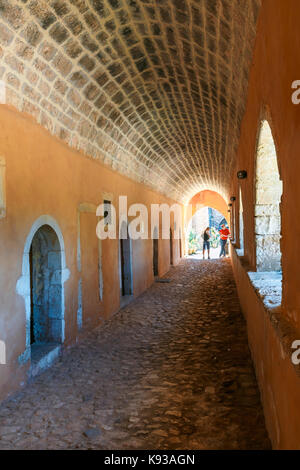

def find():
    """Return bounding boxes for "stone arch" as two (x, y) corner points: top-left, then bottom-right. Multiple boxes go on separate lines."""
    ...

(186, 206), (228, 255)
(185, 190), (229, 254)
(16, 216), (70, 364)
(0, 2), (259, 202)
(188, 190), (228, 221)
(255, 120), (283, 271)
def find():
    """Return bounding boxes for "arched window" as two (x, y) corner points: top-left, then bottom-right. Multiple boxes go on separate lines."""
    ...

(255, 120), (282, 272)
(239, 186), (244, 254)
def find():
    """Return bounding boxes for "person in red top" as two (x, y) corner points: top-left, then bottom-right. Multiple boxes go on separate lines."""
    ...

(219, 224), (230, 258)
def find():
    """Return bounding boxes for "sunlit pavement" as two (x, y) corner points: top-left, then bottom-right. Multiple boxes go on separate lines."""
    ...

(186, 246), (229, 260)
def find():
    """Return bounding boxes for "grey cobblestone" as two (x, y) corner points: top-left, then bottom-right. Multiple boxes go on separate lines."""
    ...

(0, 259), (270, 450)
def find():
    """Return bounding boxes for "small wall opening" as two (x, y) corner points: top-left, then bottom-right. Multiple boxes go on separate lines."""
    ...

(29, 225), (63, 344)
(120, 222), (133, 297)
(231, 205), (236, 243)
(239, 186), (244, 254)
(170, 228), (173, 265)
(153, 226), (159, 277)
(255, 120), (283, 272)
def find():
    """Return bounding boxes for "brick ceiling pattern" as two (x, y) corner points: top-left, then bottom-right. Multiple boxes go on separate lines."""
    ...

(0, 0), (261, 202)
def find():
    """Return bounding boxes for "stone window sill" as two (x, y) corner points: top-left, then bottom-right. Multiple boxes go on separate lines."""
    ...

(235, 248), (244, 257)
(232, 246), (300, 378)
(248, 271), (282, 310)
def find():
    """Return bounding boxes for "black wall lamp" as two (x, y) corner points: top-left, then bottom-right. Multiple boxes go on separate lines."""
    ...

(237, 170), (247, 179)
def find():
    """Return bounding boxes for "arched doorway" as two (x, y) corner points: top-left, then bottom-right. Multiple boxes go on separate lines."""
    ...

(186, 207), (228, 258)
(170, 228), (173, 266)
(16, 216), (70, 368)
(29, 225), (63, 345)
(184, 190), (229, 257)
(120, 221), (133, 297)
(153, 226), (159, 277)
(255, 120), (282, 271)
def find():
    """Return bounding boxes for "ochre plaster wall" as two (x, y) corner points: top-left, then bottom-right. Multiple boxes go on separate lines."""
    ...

(231, 0), (300, 449)
(231, 249), (300, 449)
(0, 104), (183, 402)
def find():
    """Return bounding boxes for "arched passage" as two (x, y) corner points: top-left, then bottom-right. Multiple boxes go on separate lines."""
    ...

(185, 190), (229, 257)
(186, 206), (228, 258)
(255, 120), (283, 272)
(16, 216), (70, 365)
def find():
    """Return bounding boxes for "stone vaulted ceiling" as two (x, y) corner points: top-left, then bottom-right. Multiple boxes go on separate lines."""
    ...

(0, 0), (261, 202)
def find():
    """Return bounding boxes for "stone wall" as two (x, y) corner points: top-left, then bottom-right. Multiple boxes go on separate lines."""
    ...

(208, 207), (226, 230)
(191, 207), (209, 236)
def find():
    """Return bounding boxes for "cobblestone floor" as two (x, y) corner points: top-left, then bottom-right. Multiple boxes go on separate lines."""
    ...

(0, 259), (271, 450)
